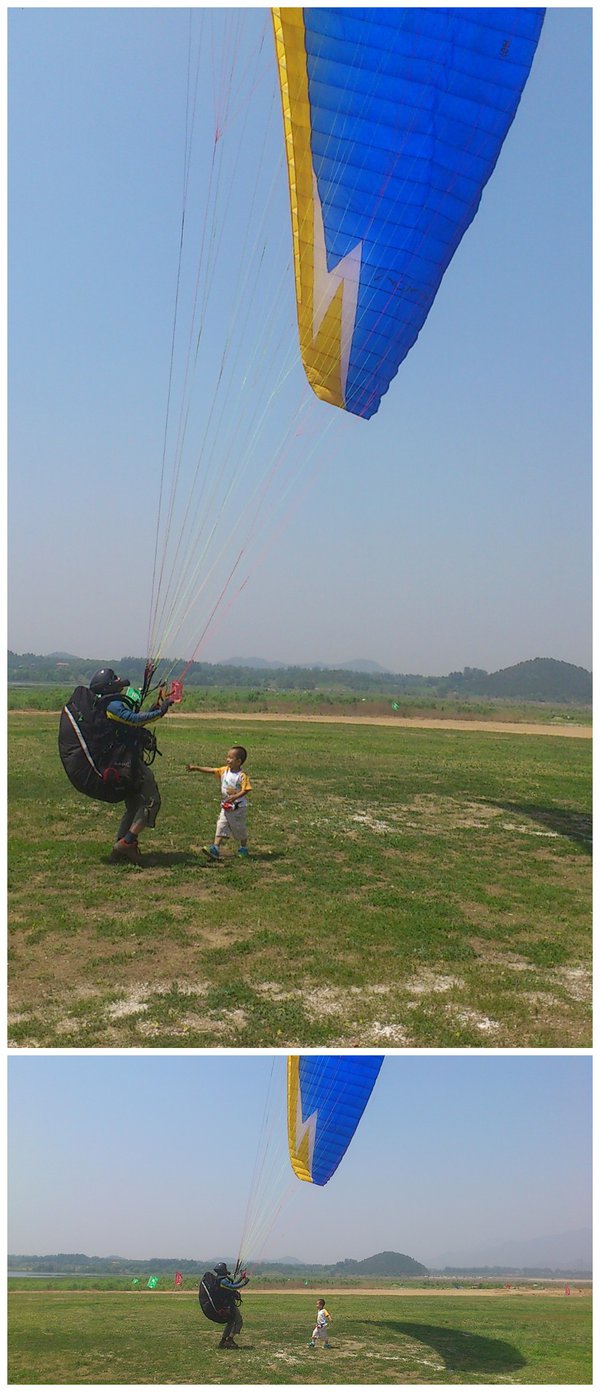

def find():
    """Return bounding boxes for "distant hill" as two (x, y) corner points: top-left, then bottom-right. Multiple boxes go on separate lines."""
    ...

(7, 651), (591, 703)
(447, 658), (592, 703)
(334, 1250), (428, 1277)
(8, 1249), (428, 1278)
(11, 1249), (590, 1279)
(329, 658), (390, 674)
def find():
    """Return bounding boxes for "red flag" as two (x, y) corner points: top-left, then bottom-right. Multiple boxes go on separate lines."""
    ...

(565, 1285), (571, 1296)
(174, 1271), (183, 1288)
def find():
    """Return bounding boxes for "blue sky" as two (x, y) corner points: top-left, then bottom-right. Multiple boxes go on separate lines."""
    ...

(8, 1054), (591, 1267)
(8, 6), (591, 674)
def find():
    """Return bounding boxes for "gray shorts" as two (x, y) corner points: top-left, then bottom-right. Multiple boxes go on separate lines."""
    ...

(215, 805), (248, 842)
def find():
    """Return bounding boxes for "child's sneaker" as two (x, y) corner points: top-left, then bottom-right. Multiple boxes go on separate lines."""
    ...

(202, 845), (220, 860)
(307, 1341), (315, 1348)
(238, 846), (249, 858)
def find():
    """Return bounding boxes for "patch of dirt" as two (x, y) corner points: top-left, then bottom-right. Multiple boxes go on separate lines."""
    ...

(52, 1016), (90, 1035)
(347, 795), (591, 858)
(369, 1021), (410, 1043)
(106, 992), (150, 1019)
(182, 1007), (248, 1034)
(302, 986), (355, 1020)
(8, 922), (222, 1006)
(553, 965), (592, 1003)
(521, 991), (563, 1008)
(459, 946), (591, 1007)
(8, 976), (215, 1041)
(129, 997), (249, 1040)
(300, 982), (399, 1022)
(501, 821), (560, 838)
(255, 981), (294, 1002)
(447, 1006), (501, 1034)
(350, 811), (395, 834)
(466, 940), (533, 970)
(455, 801), (502, 828)
(404, 972), (464, 995)
(134, 1021), (175, 1040)
(348, 794), (505, 839)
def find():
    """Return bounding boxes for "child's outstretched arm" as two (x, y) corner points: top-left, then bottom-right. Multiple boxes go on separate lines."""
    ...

(186, 764), (217, 773)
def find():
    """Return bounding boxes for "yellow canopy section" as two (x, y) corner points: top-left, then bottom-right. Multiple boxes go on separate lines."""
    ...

(287, 1054), (313, 1182)
(272, 8), (357, 411)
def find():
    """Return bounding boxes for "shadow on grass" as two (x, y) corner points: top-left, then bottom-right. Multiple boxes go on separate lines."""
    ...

(359, 1321), (526, 1375)
(485, 800), (592, 854)
(146, 850), (216, 868)
(194, 850), (287, 865)
(103, 851), (201, 869)
(216, 1344), (254, 1352)
(126, 849), (286, 868)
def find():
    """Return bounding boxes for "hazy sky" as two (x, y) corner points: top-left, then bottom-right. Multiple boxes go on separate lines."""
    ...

(8, 6), (591, 674)
(8, 1054), (591, 1267)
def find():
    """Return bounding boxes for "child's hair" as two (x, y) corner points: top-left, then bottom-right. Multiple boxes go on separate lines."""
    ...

(230, 745), (247, 763)
(317, 1299), (325, 1307)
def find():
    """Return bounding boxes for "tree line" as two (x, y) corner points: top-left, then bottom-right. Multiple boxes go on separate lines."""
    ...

(8, 652), (591, 703)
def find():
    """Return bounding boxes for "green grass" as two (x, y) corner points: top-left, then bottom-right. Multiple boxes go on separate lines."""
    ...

(8, 713), (591, 1046)
(7, 684), (593, 724)
(7, 1290), (592, 1384)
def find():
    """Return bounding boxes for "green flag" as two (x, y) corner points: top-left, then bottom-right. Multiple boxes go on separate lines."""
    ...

(132, 1279), (139, 1288)
(147, 1276), (158, 1289)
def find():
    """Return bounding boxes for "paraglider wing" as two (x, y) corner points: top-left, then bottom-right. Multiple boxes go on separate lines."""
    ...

(287, 1055), (383, 1185)
(273, 7), (545, 418)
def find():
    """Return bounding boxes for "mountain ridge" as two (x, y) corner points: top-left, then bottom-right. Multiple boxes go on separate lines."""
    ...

(8, 652), (591, 703)
(8, 1238), (592, 1278)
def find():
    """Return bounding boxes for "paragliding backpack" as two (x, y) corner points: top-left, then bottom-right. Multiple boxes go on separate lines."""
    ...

(198, 1271), (232, 1325)
(58, 686), (141, 804)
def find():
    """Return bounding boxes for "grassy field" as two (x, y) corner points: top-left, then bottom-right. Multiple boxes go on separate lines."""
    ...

(7, 1289), (592, 1384)
(8, 683), (593, 724)
(8, 712), (591, 1047)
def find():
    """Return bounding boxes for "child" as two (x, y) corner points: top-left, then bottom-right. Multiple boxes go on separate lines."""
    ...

(308, 1298), (332, 1348)
(187, 745), (252, 859)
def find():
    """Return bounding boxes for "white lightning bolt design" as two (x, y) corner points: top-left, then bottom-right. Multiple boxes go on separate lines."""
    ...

(311, 171), (363, 401)
(294, 1087), (319, 1176)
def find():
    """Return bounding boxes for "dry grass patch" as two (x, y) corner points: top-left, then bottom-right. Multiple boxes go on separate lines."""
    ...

(465, 941), (532, 970)
(368, 1022), (410, 1043)
(404, 972), (464, 995)
(138, 1005), (249, 1040)
(553, 966), (591, 1003)
(447, 1006), (501, 1035)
